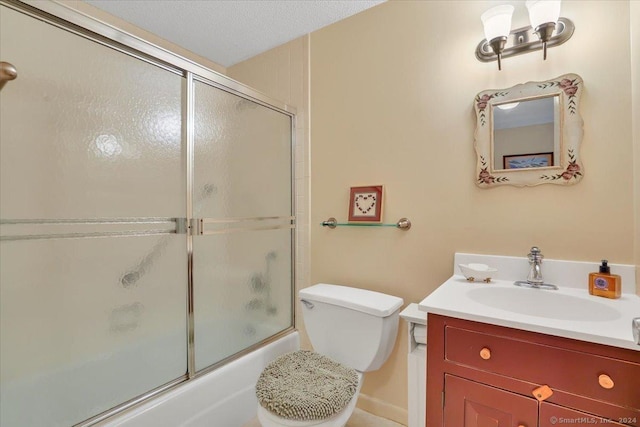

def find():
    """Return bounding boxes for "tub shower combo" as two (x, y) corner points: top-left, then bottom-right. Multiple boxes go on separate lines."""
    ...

(0, 1), (297, 426)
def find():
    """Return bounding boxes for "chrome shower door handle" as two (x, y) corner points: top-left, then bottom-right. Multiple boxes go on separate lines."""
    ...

(633, 318), (640, 346)
(0, 62), (17, 90)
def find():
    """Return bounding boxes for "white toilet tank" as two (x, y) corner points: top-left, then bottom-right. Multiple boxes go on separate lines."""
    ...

(299, 283), (404, 372)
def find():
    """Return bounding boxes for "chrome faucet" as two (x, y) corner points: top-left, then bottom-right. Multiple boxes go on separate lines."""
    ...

(526, 246), (544, 285)
(514, 246), (558, 290)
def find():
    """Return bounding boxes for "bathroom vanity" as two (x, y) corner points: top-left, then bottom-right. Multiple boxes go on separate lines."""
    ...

(419, 253), (640, 427)
(427, 314), (639, 426)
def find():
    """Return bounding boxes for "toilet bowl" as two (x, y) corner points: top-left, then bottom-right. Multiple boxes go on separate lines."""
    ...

(256, 284), (403, 427)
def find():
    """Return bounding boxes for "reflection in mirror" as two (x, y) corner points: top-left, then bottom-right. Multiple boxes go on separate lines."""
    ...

(474, 73), (584, 188)
(493, 96), (560, 170)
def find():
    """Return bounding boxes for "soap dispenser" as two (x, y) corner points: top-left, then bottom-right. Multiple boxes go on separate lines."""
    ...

(588, 260), (621, 299)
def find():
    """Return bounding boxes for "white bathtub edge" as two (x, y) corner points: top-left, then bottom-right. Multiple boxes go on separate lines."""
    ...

(98, 331), (300, 427)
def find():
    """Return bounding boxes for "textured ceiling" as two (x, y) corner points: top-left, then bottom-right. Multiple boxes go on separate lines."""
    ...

(84, 0), (385, 67)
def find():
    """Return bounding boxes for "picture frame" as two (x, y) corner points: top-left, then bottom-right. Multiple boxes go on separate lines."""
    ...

(348, 185), (383, 222)
(503, 152), (554, 170)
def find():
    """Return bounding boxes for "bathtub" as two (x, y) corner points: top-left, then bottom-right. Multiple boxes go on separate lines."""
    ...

(98, 331), (299, 427)
(1, 310), (296, 426)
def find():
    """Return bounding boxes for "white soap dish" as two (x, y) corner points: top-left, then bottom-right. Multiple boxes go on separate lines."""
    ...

(458, 263), (498, 283)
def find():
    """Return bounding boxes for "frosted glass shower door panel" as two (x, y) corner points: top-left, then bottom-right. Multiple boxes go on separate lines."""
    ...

(0, 6), (185, 220)
(0, 6), (187, 426)
(0, 235), (188, 427)
(193, 80), (292, 219)
(193, 228), (293, 371)
(193, 80), (293, 371)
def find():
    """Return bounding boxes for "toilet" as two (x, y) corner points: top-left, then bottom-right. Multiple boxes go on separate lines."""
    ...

(256, 283), (404, 427)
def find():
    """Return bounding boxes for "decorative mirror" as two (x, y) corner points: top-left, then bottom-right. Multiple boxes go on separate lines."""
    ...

(474, 73), (584, 187)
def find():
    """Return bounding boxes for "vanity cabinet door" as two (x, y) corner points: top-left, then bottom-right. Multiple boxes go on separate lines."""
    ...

(540, 402), (632, 426)
(444, 374), (538, 427)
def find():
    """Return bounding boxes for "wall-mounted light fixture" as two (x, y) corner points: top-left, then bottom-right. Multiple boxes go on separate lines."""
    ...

(480, 5), (514, 71)
(476, 0), (574, 70)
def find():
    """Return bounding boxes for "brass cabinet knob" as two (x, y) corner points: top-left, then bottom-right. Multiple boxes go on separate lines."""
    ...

(0, 62), (18, 91)
(518, 425), (526, 427)
(598, 374), (614, 389)
(480, 347), (491, 360)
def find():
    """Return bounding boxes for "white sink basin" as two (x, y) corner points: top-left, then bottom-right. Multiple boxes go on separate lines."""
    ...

(466, 287), (621, 321)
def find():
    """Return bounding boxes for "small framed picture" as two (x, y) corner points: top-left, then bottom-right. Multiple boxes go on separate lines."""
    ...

(348, 185), (383, 222)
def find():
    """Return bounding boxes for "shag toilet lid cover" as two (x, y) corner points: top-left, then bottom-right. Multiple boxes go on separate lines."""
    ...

(256, 350), (359, 421)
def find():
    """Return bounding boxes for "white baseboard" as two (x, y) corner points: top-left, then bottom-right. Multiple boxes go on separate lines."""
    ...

(356, 393), (408, 426)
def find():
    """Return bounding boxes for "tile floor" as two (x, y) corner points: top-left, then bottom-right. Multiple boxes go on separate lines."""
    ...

(243, 408), (405, 427)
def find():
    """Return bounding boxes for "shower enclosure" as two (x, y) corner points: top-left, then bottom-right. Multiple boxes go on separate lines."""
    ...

(0, 1), (295, 426)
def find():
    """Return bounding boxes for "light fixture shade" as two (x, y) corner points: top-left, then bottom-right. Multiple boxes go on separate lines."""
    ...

(526, 0), (561, 28)
(481, 5), (514, 42)
(496, 102), (520, 110)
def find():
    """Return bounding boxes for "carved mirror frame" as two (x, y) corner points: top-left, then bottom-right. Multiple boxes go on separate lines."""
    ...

(474, 73), (584, 188)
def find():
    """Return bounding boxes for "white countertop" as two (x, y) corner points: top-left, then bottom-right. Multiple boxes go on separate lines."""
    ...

(400, 303), (427, 325)
(419, 276), (640, 351)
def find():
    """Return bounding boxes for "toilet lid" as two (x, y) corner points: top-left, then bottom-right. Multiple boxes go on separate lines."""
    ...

(256, 350), (358, 421)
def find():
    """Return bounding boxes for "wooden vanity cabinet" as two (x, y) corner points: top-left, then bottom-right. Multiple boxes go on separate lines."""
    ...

(445, 374), (538, 427)
(539, 403), (629, 427)
(427, 314), (640, 427)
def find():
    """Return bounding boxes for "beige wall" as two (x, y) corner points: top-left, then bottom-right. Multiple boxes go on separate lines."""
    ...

(309, 0), (635, 423)
(632, 0), (640, 290)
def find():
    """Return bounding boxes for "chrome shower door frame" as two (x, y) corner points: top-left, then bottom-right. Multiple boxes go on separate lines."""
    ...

(0, 1), (297, 425)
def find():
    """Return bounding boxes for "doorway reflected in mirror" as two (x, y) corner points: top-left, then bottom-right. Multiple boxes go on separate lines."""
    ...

(493, 96), (559, 171)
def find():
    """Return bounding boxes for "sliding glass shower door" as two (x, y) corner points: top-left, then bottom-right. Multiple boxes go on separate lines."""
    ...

(192, 79), (294, 371)
(0, 6), (188, 426)
(0, 3), (294, 426)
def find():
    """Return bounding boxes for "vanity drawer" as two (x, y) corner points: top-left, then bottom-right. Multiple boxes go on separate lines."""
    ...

(445, 326), (640, 410)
